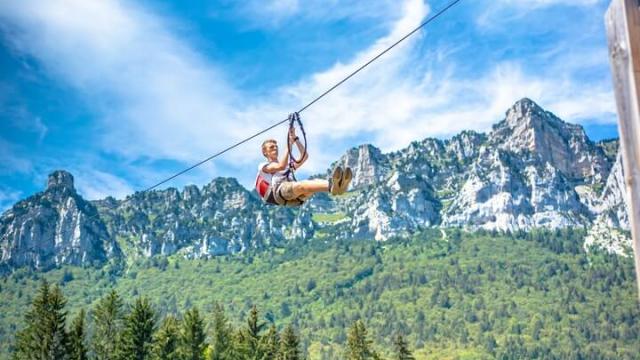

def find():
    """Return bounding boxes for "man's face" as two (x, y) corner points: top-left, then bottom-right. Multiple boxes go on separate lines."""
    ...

(263, 142), (278, 160)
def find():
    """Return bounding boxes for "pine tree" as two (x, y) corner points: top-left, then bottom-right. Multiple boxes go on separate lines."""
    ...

(69, 309), (88, 360)
(153, 315), (180, 360)
(209, 303), (233, 360)
(346, 320), (378, 360)
(48, 286), (70, 359)
(260, 325), (280, 360)
(242, 305), (265, 359)
(180, 308), (207, 360)
(92, 290), (125, 360)
(278, 325), (301, 360)
(13, 280), (50, 358)
(226, 329), (245, 360)
(120, 297), (156, 360)
(393, 334), (414, 360)
(14, 280), (70, 360)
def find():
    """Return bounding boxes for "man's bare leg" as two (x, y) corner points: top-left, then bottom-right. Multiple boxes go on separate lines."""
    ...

(291, 179), (329, 198)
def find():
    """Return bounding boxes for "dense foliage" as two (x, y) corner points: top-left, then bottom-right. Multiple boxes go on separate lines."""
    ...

(12, 281), (312, 360)
(1, 229), (639, 359)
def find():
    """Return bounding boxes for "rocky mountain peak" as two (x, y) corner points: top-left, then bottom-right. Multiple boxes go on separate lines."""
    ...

(0, 98), (630, 270)
(506, 97), (545, 122)
(489, 98), (608, 181)
(203, 177), (246, 195)
(491, 98), (565, 150)
(1, 171), (118, 272)
(47, 170), (75, 191)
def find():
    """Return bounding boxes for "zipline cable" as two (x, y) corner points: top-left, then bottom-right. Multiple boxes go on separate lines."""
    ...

(141, 0), (462, 194)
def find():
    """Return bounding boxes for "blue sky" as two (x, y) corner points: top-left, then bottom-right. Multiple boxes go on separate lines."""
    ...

(0, 0), (619, 210)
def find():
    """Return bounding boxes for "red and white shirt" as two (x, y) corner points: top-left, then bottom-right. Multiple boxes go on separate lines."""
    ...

(255, 161), (288, 198)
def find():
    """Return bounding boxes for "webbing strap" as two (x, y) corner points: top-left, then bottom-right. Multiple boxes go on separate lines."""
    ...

(284, 112), (307, 182)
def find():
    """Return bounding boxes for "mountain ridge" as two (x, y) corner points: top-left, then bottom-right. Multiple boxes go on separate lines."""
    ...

(0, 98), (631, 272)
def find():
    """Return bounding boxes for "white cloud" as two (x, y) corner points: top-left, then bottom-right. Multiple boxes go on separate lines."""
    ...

(452, 63), (616, 126)
(0, 0), (296, 192)
(0, 0), (617, 193)
(241, 0), (434, 171)
(0, 0), (240, 164)
(74, 170), (135, 201)
(260, 0), (615, 168)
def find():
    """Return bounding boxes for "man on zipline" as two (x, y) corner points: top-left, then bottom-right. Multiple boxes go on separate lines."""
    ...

(255, 119), (352, 206)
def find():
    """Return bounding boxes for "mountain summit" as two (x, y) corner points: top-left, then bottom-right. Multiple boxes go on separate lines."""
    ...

(47, 170), (75, 191)
(0, 170), (119, 272)
(490, 98), (609, 181)
(0, 99), (630, 271)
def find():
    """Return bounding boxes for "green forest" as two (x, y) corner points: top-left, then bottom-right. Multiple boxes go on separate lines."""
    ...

(1, 229), (639, 359)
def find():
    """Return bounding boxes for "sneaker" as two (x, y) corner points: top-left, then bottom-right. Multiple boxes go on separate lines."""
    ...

(329, 167), (343, 195)
(336, 167), (352, 195)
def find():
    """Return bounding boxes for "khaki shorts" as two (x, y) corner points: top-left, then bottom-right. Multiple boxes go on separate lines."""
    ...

(273, 181), (309, 206)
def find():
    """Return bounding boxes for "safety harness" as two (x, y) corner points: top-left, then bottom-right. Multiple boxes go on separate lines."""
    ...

(255, 113), (308, 206)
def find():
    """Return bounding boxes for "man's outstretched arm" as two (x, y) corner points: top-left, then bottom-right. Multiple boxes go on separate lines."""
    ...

(263, 146), (290, 174)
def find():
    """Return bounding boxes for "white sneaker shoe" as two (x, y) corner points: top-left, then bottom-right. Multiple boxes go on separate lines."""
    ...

(329, 167), (343, 195)
(336, 167), (352, 195)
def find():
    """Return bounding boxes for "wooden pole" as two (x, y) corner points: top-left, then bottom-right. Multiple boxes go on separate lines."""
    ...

(606, 0), (640, 300)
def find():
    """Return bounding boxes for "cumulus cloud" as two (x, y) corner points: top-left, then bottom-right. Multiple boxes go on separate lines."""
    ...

(0, 0), (239, 165)
(0, 0), (617, 192)
(256, 0), (615, 173)
(0, 0), (423, 184)
(73, 169), (135, 201)
(240, 0), (433, 171)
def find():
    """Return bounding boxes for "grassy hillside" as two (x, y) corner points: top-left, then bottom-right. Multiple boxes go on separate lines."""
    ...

(1, 229), (639, 359)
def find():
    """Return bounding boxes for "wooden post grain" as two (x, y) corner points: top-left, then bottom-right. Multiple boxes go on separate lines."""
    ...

(606, 0), (640, 300)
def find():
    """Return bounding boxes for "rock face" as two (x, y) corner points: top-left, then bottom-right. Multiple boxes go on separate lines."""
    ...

(595, 153), (629, 230)
(0, 171), (119, 272)
(334, 145), (388, 188)
(309, 98), (626, 247)
(1, 172), (315, 272)
(0, 98), (631, 270)
(440, 100), (617, 232)
(94, 177), (314, 260)
(490, 99), (609, 182)
(584, 153), (631, 255)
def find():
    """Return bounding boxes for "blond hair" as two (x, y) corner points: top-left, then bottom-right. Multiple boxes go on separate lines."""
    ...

(261, 139), (277, 158)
